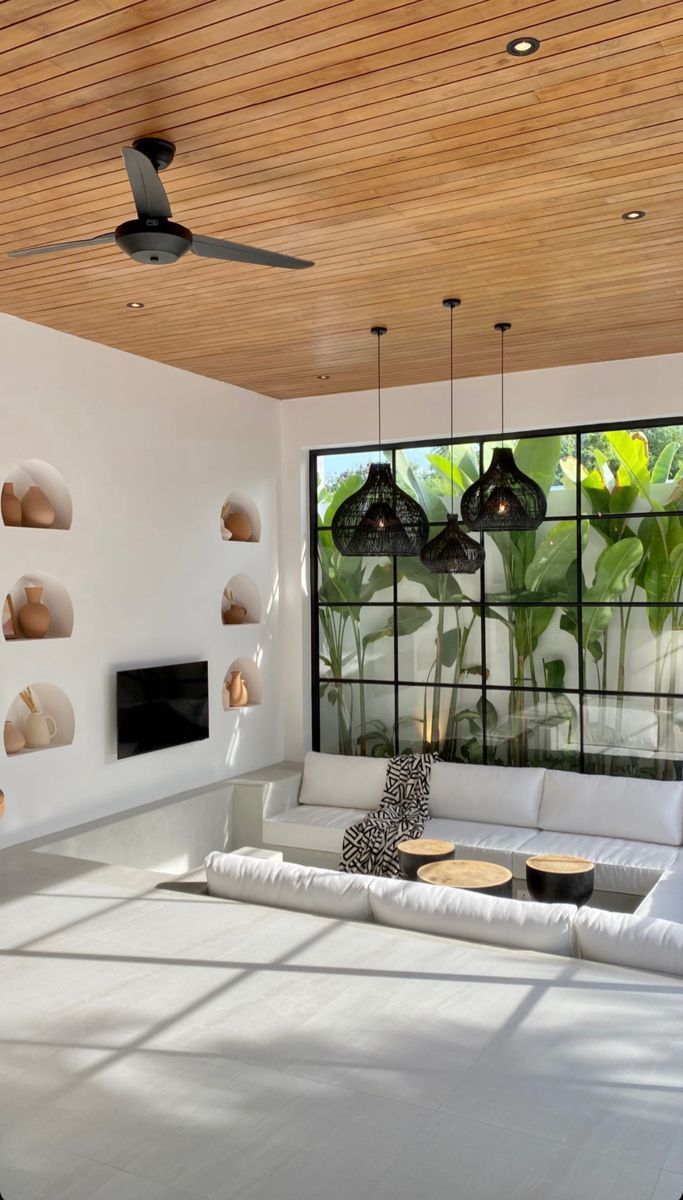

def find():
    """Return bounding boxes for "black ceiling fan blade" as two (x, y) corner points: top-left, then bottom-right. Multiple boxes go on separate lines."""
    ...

(8, 232), (115, 258)
(191, 234), (313, 270)
(121, 146), (172, 219)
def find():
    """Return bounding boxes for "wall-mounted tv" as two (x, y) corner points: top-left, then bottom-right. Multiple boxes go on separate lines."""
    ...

(116, 661), (209, 759)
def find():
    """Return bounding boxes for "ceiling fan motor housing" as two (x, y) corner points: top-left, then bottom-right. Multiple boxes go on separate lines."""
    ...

(115, 218), (192, 264)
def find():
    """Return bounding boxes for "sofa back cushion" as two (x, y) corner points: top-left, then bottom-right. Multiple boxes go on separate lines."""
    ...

(539, 770), (683, 846)
(298, 751), (387, 811)
(574, 907), (683, 977)
(205, 851), (373, 921)
(369, 876), (574, 956)
(428, 762), (544, 828)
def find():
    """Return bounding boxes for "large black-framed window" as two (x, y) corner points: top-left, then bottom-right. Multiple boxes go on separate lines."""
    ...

(310, 418), (683, 779)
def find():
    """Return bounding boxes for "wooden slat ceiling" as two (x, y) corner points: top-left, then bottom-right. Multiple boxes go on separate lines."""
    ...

(0, 0), (681, 400)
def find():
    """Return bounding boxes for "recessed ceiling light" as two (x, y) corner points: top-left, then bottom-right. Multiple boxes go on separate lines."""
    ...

(622, 210), (646, 221)
(506, 36), (540, 56)
(126, 300), (144, 309)
(317, 374), (330, 380)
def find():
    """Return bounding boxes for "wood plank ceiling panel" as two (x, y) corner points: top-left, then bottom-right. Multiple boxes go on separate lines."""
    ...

(0, 0), (681, 399)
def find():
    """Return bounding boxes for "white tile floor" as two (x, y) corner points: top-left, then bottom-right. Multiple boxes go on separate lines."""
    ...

(0, 845), (681, 1200)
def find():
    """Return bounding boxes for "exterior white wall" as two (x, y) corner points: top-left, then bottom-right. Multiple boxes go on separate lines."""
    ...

(0, 313), (282, 847)
(279, 353), (683, 760)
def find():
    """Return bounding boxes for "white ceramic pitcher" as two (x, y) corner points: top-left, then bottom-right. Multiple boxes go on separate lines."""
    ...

(24, 712), (57, 749)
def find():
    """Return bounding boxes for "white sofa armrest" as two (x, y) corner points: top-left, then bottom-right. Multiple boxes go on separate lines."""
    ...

(262, 773), (303, 819)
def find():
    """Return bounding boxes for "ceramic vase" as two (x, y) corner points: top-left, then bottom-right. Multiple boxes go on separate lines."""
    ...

(4, 721), (25, 754)
(21, 485), (55, 529)
(1, 482), (22, 527)
(23, 712), (57, 749)
(223, 603), (247, 625)
(225, 511), (253, 542)
(227, 670), (248, 708)
(18, 586), (50, 639)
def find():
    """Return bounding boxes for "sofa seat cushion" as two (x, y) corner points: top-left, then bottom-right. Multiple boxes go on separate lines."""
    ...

(512, 830), (677, 895)
(539, 769), (683, 846)
(423, 818), (535, 870)
(298, 751), (387, 810)
(369, 877), (575, 956)
(428, 761), (544, 827)
(635, 868), (683, 923)
(574, 907), (683, 977)
(205, 851), (373, 921)
(263, 805), (368, 853)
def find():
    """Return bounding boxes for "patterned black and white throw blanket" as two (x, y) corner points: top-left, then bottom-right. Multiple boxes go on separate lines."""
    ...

(339, 753), (438, 877)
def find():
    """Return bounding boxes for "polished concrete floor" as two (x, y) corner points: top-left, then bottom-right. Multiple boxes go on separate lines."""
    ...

(0, 844), (681, 1200)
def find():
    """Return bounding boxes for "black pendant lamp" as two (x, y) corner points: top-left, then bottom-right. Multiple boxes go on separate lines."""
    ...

(420, 300), (485, 575)
(331, 327), (429, 557)
(461, 322), (547, 532)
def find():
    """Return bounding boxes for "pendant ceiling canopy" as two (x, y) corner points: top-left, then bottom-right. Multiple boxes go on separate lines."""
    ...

(331, 327), (429, 557)
(460, 323), (547, 532)
(420, 299), (485, 575)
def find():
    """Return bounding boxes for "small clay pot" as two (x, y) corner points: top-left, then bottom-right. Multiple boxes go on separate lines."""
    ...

(18, 585), (51, 639)
(1, 482), (22, 527)
(225, 511), (253, 542)
(0, 789), (5, 818)
(227, 670), (248, 708)
(21, 485), (56, 529)
(223, 603), (247, 625)
(4, 721), (25, 754)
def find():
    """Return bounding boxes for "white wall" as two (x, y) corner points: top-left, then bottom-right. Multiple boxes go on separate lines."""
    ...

(279, 353), (683, 759)
(0, 313), (282, 847)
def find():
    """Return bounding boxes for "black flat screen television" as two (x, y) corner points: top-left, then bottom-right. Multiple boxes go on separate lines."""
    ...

(116, 661), (209, 759)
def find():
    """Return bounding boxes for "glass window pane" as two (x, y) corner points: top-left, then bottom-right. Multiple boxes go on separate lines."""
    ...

(583, 695), (683, 780)
(485, 607), (580, 690)
(482, 434), (575, 518)
(319, 681), (395, 757)
(580, 425), (683, 515)
(396, 529), (480, 603)
(484, 520), (578, 604)
(319, 605), (394, 682)
(398, 685), (484, 761)
(580, 605), (681, 695)
(316, 451), (384, 526)
(582, 515), (683, 605)
(318, 534), (393, 604)
(486, 688), (579, 771)
(395, 443), (480, 522)
(397, 604), (482, 685)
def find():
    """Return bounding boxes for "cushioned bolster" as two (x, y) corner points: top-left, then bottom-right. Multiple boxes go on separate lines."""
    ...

(429, 762), (544, 827)
(540, 770), (683, 846)
(635, 869), (683, 923)
(574, 907), (683, 977)
(298, 751), (387, 810)
(368, 876), (575, 956)
(205, 851), (373, 920)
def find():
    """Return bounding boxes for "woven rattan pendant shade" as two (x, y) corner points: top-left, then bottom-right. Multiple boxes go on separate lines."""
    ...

(420, 513), (484, 574)
(332, 461), (429, 556)
(330, 325), (429, 557)
(419, 298), (485, 574)
(460, 322), (547, 533)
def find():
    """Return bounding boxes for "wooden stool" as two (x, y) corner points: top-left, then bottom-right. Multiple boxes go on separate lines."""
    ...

(397, 838), (455, 881)
(526, 854), (595, 906)
(417, 858), (512, 898)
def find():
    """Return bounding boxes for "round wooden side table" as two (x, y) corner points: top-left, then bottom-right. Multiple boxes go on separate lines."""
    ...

(526, 854), (595, 906)
(417, 858), (512, 898)
(397, 838), (455, 881)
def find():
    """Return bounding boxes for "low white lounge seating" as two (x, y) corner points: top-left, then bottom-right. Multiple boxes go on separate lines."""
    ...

(205, 850), (683, 976)
(263, 752), (683, 896)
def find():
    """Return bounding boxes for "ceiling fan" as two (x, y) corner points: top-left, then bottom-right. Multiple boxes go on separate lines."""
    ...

(8, 137), (314, 271)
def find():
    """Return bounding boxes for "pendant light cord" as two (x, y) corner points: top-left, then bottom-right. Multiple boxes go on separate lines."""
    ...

(449, 305), (455, 514)
(377, 331), (382, 457)
(500, 326), (505, 442)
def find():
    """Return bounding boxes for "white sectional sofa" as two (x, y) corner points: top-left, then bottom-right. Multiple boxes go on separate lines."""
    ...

(262, 753), (683, 897)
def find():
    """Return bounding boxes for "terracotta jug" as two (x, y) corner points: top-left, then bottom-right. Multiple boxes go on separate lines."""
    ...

(4, 720), (25, 754)
(23, 712), (57, 749)
(227, 670), (248, 708)
(18, 585), (50, 639)
(21, 485), (55, 529)
(1, 482), (22, 527)
(223, 603), (247, 625)
(225, 510), (253, 543)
